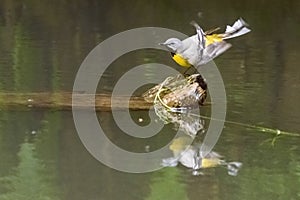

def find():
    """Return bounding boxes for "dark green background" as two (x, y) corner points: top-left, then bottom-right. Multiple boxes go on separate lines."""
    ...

(0, 0), (300, 199)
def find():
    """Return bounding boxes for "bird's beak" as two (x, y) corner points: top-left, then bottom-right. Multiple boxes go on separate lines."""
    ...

(159, 42), (166, 46)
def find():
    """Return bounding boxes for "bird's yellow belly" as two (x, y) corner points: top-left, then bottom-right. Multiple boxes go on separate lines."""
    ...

(172, 53), (192, 68)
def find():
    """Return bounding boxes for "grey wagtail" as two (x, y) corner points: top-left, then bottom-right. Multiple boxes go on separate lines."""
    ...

(160, 18), (251, 69)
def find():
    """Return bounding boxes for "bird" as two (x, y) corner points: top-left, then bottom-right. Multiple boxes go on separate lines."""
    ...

(160, 18), (251, 70)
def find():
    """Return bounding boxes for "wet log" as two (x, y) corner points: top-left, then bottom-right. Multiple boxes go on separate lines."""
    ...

(0, 92), (153, 111)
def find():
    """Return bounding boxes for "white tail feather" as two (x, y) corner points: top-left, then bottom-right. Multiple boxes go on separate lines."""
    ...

(223, 18), (251, 40)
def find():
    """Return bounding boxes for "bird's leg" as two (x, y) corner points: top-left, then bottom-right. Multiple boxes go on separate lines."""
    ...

(183, 66), (197, 76)
(183, 67), (191, 76)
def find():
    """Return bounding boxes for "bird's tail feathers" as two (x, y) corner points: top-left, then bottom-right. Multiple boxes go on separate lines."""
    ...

(223, 18), (251, 40)
(226, 162), (243, 176)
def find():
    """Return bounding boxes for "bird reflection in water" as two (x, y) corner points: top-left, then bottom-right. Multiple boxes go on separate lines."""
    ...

(143, 74), (242, 176)
(162, 136), (242, 176)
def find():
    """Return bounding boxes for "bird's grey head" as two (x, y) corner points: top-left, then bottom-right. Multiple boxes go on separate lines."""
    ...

(159, 38), (182, 52)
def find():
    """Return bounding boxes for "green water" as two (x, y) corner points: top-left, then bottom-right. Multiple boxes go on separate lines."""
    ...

(1, 0), (300, 200)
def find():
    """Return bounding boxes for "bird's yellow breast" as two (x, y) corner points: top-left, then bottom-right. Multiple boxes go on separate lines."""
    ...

(171, 53), (192, 68)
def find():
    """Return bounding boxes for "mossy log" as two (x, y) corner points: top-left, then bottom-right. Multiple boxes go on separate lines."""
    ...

(0, 92), (152, 111)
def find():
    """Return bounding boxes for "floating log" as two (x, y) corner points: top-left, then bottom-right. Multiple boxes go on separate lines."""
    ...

(0, 92), (152, 111)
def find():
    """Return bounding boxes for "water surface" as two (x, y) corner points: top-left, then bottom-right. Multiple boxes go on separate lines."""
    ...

(0, 0), (300, 199)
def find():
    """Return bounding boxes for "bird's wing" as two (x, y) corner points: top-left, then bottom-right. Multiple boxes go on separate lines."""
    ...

(198, 41), (232, 65)
(190, 21), (206, 51)
(206, 41), (232, 58)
